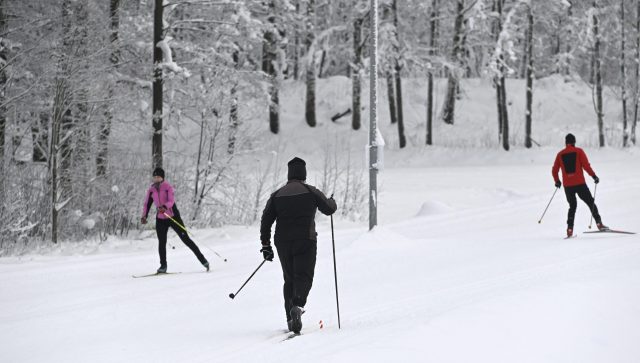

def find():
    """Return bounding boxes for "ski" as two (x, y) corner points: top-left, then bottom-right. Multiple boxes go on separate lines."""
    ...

(583, 229), (636, 235)
(281, 332), (301, 342)
(279, 320), (324, 342)
(132, 272), (182, 278)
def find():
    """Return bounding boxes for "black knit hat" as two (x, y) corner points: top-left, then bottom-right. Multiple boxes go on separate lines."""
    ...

(152, 167), (165, 179)
(287, 157), (307, 181)
(565, 133), (576, 145)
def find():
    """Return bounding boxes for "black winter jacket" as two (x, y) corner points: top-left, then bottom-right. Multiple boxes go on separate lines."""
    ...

(260, 180), (337, 244)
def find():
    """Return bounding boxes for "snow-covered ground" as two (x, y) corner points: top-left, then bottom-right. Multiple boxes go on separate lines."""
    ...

(3, 75), (640, 361)
(2, 146), (639, 362)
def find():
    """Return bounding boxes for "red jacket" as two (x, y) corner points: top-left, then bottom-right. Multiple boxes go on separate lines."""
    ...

(552, 145), (596, 187)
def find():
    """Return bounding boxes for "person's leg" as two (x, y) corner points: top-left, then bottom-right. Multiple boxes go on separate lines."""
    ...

(156, 219), (170, 268)
(291, 239), (317, 308)
(275, 241), (294, 321)
(169, 215), (208, 265)
(576, 184), (602, 224)
(564, 186), (578, 229)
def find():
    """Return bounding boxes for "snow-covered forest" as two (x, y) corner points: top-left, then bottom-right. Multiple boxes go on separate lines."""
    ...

(1, 1), (640, 361)
(1, 0), (638, 246)
(0, 0), (640, 363)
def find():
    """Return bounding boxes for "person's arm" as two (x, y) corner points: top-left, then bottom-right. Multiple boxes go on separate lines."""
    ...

(552, 154), (561, 184)
(309, 185), (337, 216)
(579, 149), (596, 177)
(260, 193), (277, 245)
(142, 187), (153, 219)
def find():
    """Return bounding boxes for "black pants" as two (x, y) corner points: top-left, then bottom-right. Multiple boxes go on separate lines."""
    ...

(156, 215), (207, 267)
(275, 239), (317, 320)
(564, 184), (602, 228)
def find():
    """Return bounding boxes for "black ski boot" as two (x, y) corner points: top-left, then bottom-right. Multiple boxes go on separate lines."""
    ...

(289, 306), (304, 334)
(157, 265), (167, 274)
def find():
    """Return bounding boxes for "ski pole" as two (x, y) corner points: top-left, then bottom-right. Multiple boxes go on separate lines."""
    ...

(538, 187), (559, 224)
(330, 214), (342, 329)
(163, 212), (228, 262)
(229, 259), (267, 299)
(588, 183), (598, 229)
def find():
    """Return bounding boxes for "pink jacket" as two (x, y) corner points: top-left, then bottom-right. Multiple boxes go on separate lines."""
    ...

(142, 181), (176, 220)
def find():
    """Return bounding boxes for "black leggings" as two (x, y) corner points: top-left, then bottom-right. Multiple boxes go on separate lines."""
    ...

(275, 239), (317, 320)
(156, 215), (207, 267)
(564, 184), (602, 228)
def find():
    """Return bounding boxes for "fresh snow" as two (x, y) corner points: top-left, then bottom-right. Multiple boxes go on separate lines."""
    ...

(2, 75), (640, 362)
(1, 149), (639, 362)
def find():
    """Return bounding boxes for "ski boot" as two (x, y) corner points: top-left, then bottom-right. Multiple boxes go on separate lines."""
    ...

(567, 228), (573, 238)
(596, 223), (609, 231)
(287, 319), (294, 332)
(157, 265), (167, 274)
(289, 306), (304, 334)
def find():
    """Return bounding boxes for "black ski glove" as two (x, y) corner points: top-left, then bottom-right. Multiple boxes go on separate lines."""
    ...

(260, 245), (274, 261)
(593, 175), (599, 184)
(555, 181), (562, 188)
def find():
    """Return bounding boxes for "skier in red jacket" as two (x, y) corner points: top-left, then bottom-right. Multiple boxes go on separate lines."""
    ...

(552, 134), (607, 237)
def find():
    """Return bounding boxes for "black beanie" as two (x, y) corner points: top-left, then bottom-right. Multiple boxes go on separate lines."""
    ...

(287, 157), (307, 181)
(152, 167), (165, 179)
(565, 133), (576, 145)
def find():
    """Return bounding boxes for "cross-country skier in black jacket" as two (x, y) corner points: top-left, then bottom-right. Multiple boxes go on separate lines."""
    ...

(260, 157), (337, 334)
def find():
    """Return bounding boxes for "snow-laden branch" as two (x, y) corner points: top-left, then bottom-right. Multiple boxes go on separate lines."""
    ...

(156, 37), (191, 77)
(114, 71), (152, 89)
(164, 0), (240, 8)
(167, 19), (234, 29)
(489, 0), (530, 77)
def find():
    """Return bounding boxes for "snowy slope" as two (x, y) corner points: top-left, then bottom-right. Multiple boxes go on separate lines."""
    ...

(2, 148), (639, 363)
(2, 75), (639, 362)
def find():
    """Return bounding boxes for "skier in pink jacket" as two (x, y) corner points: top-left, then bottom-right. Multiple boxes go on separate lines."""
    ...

(141, 167), (209, 273)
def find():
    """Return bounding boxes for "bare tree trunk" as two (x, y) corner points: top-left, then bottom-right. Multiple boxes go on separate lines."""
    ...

(352, 14), (364, 130)
(499, 75), (509, 151)
(442, 0), (464, 125)
(593, 0), (605, 147)
(229, 51), (240, 153)
(563, 4), (573, 76)
(57, 0), (77, 215)
(426, 0), (438, 145)
(194, 110), (205, 203)
(72, 0), (91, 203)
(386, 72), (397, 124)
(318, 50), (327, 78)
(98, 0), (120, 176)
(152, 0), (164, 168)
(305, 0), (317, 127)
(494, 0), (509, 151)
(51, 0), (76, 244)
(525, 4), (534, 149)
(32, 112), (49, 162)
(395, 71), (406, 148)
(229, 84), (239, 152)
(622, 0), (629, 147)
(263, 1), (279, 134)
(50, 92), (62, 244)
(391, 0), (405, 148)
(0, 0), (6, 199)
(633, 0), (640, 144)
(293, 0), (300, 80)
